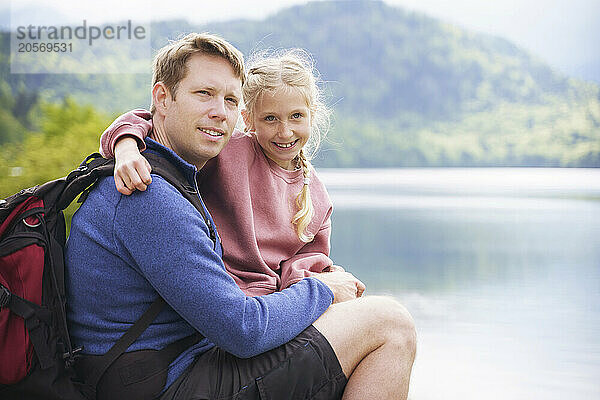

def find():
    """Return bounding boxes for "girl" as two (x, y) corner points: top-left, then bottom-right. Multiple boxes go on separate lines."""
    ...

(100, 49), (346, 296)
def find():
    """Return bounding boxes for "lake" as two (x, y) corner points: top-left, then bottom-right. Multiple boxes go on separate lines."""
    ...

(318, 168), (600, 400)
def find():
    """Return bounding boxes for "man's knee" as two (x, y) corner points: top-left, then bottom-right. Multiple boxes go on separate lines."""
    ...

(363, 296), (417, 355)
(312, 296), (416, 377)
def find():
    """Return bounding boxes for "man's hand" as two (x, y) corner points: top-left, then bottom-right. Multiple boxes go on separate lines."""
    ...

(322, 265), (345, 273)
(113, 136), (152, 195)
(313, 271), (366, 303)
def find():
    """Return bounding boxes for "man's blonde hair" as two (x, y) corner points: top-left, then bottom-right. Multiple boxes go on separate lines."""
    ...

(150, 33), (246, 113)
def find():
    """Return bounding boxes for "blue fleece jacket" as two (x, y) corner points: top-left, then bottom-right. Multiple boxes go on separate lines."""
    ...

(65, 138), (334, 389)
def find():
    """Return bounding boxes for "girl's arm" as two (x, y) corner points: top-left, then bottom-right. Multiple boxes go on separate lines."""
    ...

(113, 137), (152, 195)
(99, 109), (152, 158)
(99, 109), (153, 195)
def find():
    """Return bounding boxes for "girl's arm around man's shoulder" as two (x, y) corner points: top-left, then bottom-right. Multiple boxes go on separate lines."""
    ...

(100, 109), (152, 158)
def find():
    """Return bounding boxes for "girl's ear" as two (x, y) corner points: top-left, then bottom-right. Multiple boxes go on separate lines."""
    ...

(241, 109), (253, 132)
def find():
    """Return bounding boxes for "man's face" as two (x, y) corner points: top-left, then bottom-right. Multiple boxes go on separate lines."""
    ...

(162, 53), (242, 168)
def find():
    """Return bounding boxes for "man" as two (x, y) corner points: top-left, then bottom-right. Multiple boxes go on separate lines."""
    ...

(66, 33), (416, 399)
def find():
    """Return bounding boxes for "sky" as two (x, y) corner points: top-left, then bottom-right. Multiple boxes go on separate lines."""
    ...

(2, 0), (599, 82)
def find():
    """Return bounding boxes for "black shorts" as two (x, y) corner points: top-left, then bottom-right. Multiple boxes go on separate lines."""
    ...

(160, 325), (347, 400)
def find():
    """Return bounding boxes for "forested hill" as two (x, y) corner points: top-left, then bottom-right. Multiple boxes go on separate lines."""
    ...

(1, 0), (599, 168)
(197, 1), (574, 119)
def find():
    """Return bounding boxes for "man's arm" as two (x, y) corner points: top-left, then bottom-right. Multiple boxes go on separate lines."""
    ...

(113, 175), (335, 358)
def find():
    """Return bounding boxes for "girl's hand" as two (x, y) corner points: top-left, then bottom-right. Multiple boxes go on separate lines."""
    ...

(114, 136), (152, 195)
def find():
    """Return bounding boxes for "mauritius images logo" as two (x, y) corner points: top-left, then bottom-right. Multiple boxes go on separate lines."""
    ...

(10, 18), (151, 74)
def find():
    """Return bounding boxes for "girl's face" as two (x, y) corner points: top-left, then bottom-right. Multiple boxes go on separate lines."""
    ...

(244, 87), (311, 170)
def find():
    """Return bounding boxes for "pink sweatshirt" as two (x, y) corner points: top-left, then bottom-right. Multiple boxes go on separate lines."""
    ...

(100, 110), (334, 296)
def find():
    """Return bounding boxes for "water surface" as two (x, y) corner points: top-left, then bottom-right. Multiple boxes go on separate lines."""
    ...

(318, 168), (600, 400)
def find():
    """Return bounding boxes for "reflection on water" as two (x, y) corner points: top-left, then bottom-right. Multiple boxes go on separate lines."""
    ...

(319, 168), (600, 400)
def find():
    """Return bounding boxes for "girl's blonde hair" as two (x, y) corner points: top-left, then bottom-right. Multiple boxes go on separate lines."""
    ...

(243, 49), (331, 242)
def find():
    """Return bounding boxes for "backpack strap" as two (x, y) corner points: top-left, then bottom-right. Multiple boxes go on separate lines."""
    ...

(79, 299), (204, 393)
(56, 154), (115, 212)
(0, 283), (55, 369)
(82, 297), (166, 390)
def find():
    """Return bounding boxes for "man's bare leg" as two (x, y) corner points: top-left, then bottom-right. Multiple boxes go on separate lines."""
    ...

(312, 296), (417, 400)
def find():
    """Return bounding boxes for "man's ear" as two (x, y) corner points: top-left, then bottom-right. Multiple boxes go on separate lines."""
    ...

(152, 82), (171, 116)
(241, 109), (253, 132)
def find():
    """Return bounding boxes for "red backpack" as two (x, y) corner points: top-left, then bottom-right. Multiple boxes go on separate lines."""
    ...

(0, 154), (115, 399)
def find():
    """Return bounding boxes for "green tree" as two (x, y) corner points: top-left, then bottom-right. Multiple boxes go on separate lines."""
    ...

(0, 98), (110, 198)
